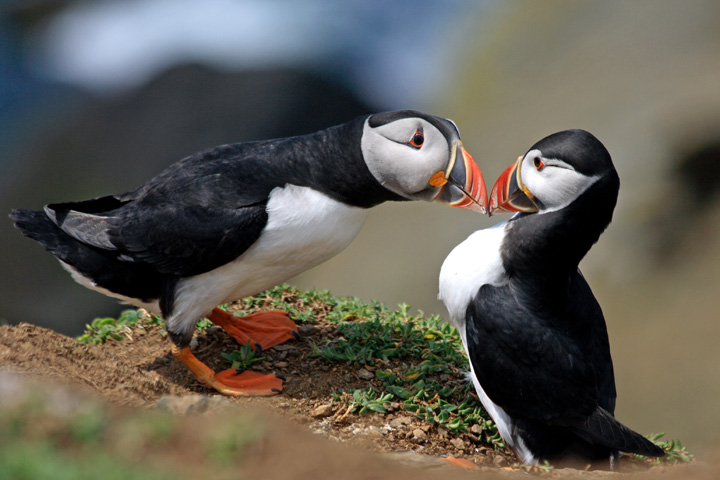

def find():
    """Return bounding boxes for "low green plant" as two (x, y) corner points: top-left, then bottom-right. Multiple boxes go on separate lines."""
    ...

(221, 343), (265, 370)
(309, 298), (502, 444)
(196, 317), (214, 331)
(77, 310), (162, 344)
(332, 388), (394, 415)
(633, 433), (694, 464)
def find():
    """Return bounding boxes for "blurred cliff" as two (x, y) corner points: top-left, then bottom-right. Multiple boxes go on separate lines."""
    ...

(1, 0), (718, 455)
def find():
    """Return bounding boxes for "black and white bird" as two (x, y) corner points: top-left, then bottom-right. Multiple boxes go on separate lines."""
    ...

(12, 110), (488, 396)
(439, 130), (663, 467)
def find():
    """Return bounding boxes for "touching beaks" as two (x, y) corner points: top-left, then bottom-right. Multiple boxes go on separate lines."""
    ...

(488, 156), (538, 216)
(434, 141), (488, 214)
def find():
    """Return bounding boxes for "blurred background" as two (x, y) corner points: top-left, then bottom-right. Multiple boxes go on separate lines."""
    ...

(1, 0), (718, 458)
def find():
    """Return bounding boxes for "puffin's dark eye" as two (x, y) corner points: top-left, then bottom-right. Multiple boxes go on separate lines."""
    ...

(533, 156), (545, 170)
(409, 128), (424, 148)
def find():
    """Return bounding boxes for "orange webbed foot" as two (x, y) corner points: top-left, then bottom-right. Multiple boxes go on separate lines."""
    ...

(172, 346), (283, 396)
(214, 368), (284, 396)
(207, 308), (299, 351)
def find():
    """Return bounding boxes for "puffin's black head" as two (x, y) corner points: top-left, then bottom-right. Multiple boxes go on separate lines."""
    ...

(361, 110), (488, 213)
(489, 129), (619, 216)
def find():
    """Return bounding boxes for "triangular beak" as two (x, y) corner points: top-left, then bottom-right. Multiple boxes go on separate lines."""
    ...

(435, 141), (488, 214)
(489, 157), (538, 216)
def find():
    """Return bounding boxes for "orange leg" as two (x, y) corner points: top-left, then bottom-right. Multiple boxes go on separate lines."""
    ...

(172, 345), (283, 396)
(207, 308), (299, 351)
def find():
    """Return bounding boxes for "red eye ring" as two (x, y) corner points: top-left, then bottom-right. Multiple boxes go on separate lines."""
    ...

(533, 156), (545, 170)
(409, 128), (424, 148)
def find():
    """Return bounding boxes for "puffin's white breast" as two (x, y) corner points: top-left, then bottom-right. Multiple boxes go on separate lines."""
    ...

(438, 221), (508, 333)
(168, 185), (369, 333)
(438, 219), (536, 464)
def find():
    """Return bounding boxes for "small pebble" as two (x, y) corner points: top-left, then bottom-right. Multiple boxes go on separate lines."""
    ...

(389, 416), (413, 428)
(357, 368), (374, 380)
(275, 361), (289, 368)
(298, 325), (320, 335)
(493, 456), (508, 467)
(273, 344), (295, 351)
(470, 424), (483, 435)
(450, 437), (465, 450)
(412, 429), (427, 441)
(310, 404), (334, 418)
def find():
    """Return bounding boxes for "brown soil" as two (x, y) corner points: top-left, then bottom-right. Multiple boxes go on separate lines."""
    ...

(0, 308), (714, 479)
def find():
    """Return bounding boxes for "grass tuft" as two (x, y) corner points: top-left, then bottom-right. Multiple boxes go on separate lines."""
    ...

(221, 343), (265, 370)
(76, 310), (162, 345)
(632, 433), (694, 464)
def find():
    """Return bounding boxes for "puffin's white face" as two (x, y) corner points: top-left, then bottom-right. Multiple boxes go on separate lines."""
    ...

(360, 116), (453, 201)
(490, 129), (616, 217)
(490, 149), (601, 216)
(518, 149), (600, 214)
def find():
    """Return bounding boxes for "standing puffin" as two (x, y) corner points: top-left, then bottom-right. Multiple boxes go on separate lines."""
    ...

(12, 110), (488, 397)
(439, 130), (663, 467)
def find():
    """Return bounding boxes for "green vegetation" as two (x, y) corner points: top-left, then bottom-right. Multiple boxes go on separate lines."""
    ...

(309, 300), (505, 445)
(331, 388), (394, 415)
(0, 442), (172, 480)
(633, 433), (694, 464)
(76, 310), (162, 345)
(0, 387), (265, 480)
(221, 343), (265, 370)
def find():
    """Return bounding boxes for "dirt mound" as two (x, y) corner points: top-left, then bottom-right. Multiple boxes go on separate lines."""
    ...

(0, 303), (710, 479)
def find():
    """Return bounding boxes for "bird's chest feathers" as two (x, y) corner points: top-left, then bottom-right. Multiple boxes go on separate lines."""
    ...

(213, 185), (368, 301)
(258, 185), (369, 264)
(438, 223), (508, 336)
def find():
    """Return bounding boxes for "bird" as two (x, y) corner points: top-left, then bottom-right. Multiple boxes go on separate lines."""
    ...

(438, 129), (663, 467)
(11, 110), (488, 397)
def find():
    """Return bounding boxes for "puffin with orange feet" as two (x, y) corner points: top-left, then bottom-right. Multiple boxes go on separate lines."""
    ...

(12, 110), (488, 397)
(439, 130), (663, 467)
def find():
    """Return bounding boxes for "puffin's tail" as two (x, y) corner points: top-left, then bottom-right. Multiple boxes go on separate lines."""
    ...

(10, 206), (107, 273)
(573, 407), (664, 458)
(11, 207), (164, 302)
(10, 208), (73, 258)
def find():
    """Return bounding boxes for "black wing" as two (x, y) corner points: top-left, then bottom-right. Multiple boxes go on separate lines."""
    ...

(46, 145), (278, 277)
(465, 271), (615, 425)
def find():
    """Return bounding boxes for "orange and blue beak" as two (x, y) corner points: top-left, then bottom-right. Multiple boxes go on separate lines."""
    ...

(489, 156), (538, 216)
(434, 141), (488, 214)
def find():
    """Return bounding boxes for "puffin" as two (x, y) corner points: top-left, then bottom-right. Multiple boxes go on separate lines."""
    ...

(438, 130), (663, 467)
(12, 110), (488, 397)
